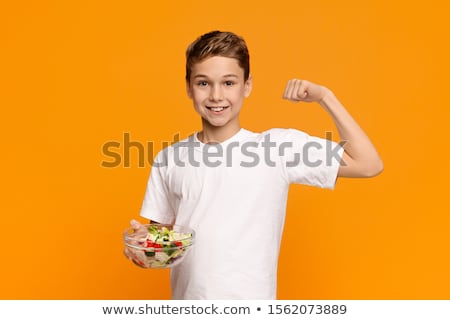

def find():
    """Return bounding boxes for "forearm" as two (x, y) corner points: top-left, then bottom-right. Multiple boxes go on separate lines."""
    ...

(319, 89), (383, 177)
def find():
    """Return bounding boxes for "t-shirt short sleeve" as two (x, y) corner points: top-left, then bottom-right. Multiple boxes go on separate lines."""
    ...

(139, 149), (176, 224)
(268, 128), (344, 189)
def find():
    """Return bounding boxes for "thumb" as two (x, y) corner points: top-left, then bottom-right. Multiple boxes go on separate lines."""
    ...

(130, 219), (143, 229)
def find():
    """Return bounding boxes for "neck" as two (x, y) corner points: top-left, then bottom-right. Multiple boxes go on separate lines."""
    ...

(198, 120), (241, 143)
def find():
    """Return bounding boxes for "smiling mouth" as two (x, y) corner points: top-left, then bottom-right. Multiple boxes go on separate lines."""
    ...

(206, 106), (229, 112)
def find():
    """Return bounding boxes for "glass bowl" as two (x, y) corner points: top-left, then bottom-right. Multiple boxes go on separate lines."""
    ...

(123, 223), (194, 269)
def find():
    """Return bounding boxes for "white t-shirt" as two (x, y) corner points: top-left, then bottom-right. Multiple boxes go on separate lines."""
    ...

(140, 128), (343, 299)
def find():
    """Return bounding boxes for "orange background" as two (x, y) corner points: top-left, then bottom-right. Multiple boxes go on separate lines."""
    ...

(2, 0), (449, 299)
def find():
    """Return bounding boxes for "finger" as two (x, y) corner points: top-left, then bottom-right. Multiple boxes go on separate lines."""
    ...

(130, 219), (142, 229)
(282, 79), (293, 99)
(285, 79), (298, 101)
(298, 80), (309, 100)
(123, 247), (133, 260)
(292, 79), (303, 101)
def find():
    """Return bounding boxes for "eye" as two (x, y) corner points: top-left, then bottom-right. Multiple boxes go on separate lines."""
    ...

(224, 81), (234, 86)
(197, 81), (208, 86)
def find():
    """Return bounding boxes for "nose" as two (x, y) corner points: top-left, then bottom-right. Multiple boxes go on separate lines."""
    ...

(209, 85), (223, 101)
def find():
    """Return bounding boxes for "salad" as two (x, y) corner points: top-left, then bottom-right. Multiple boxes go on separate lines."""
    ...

(124, 224), (194, 268)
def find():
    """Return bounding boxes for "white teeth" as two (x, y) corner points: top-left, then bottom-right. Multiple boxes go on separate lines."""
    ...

(210, 107), (224, 112)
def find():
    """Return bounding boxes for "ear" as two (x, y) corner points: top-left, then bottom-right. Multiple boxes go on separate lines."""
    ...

(244, 75), (253, 98)
(186, 81), (193, 99)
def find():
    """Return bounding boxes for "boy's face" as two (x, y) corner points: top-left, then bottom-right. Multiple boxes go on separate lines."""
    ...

(187, 56), (252, 130)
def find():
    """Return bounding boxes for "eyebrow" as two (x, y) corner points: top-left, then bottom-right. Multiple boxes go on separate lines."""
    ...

(193, 74), (239, 79)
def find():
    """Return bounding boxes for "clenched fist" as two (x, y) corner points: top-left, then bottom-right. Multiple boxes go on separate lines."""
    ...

(282, 79), (329, 103)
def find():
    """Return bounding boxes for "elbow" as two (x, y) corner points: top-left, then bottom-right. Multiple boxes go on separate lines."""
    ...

(339, 152), (384, 178)
(363, 158), (384, 177)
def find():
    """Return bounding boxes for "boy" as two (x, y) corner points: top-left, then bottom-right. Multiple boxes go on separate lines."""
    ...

(131, 31), (383, 299)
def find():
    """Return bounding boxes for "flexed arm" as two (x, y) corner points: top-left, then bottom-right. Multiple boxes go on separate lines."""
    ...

(283, 79), (383, 178)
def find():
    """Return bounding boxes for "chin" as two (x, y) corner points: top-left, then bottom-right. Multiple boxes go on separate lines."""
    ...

(207, 120), (228, 128)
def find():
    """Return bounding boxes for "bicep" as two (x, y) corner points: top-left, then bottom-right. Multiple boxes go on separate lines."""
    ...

(338, 151), (381, 178)
(338, 151), (362, 177)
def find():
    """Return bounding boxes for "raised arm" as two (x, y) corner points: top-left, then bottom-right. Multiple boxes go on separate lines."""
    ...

(283, 79), (383, 178)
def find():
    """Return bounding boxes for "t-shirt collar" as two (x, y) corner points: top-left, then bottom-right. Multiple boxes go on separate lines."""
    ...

(193, 128), (250, 148)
